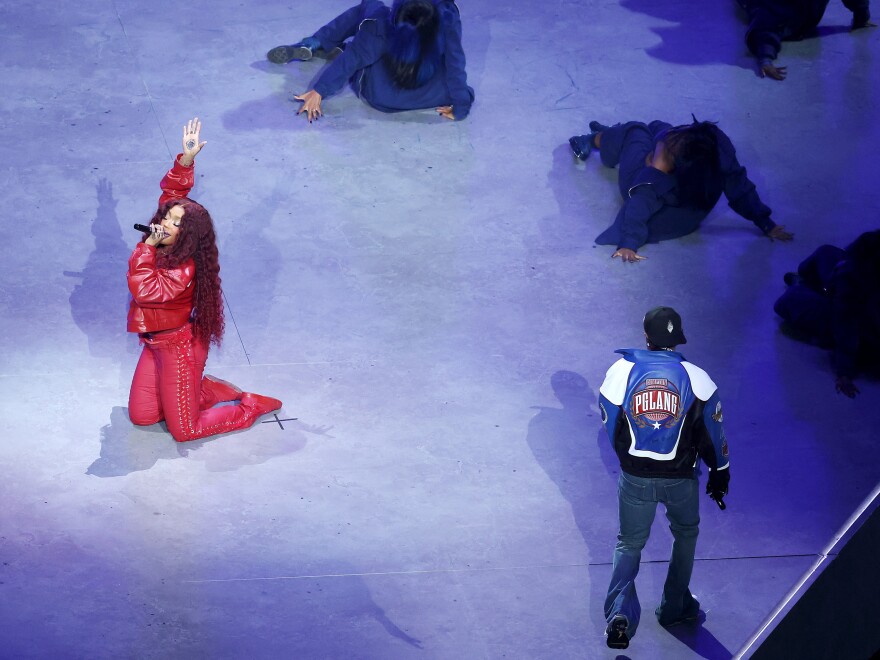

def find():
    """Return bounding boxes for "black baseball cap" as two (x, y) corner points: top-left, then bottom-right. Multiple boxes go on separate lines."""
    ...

(644, 306), (687, 348)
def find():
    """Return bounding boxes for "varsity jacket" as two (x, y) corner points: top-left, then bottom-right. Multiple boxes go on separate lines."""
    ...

(598, 349), (730, 479)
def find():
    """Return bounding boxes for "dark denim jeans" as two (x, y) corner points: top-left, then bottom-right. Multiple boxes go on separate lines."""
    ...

(604, 473), (700, 638)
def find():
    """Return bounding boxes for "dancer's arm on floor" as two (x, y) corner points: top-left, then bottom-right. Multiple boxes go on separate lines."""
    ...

(744, 5), (786, 79)
(300, 17), (386, 121)
(715, 129), (792, 241)
(611, 177), (670, 262)
(830, 267), (863, 397)
(438, 1), (472, 120)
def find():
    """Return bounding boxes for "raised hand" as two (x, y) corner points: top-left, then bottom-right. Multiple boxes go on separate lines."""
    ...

(294, 90), (323, 123)
(180, 117), (207, 166)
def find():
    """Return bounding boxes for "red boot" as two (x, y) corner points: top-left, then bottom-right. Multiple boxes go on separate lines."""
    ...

(241, 392), (282, 418)
(200, 375), (244, 410)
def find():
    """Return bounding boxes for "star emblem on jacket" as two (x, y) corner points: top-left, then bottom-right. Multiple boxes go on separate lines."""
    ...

(652, 421), (661, 430)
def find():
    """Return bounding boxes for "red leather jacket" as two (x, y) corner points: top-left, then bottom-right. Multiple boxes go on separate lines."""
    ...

(127, 244), (195, 333)
(127, 155), (197, 334)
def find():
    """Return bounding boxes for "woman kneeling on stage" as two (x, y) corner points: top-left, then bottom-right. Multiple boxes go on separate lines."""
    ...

(127, 118), (282, 442)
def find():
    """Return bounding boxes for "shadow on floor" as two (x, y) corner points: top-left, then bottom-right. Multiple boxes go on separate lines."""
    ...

(620, 0), (752, 71)
(525, 370), (620, 635)
(665, 616), (734, 660)
(87, 406), (310, 477)
(64, 178), (130, 362)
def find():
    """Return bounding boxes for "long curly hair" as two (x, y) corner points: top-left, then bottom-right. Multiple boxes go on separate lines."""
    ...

(384, 0), (441, 89)
(664, 120), (723, 210)
(146, 199), (225, 346)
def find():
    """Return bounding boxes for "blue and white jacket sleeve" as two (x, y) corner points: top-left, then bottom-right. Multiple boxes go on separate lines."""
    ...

(598, 358), (632, 447)
(682, 362), (729, 472)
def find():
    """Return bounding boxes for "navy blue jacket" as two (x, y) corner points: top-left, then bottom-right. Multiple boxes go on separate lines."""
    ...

(596, 121), (774, 252)
(742, 0), (871, 62)
(312, 0), (474, 119)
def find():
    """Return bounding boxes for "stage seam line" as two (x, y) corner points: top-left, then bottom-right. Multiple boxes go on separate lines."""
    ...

(735, 481), (880, 658)
(182, 553), (821, 584)
(112, 0), (171, 158)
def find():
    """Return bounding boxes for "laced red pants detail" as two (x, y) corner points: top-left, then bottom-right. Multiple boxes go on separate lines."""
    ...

(128, 324), (260, 442)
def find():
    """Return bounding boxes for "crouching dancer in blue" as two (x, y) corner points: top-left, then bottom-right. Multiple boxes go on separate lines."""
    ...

(737, 0), (875, 81)
(267, 0), (474, 122)
(569, 120), (793, 263)
(598, 307), (730, 649)
(774, 229), (880, 398)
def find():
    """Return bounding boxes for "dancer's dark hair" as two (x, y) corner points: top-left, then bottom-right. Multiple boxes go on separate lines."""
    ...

(384, 0), (441, 89)
(664, 121), (722, 210)
(147, 199), (225, 346)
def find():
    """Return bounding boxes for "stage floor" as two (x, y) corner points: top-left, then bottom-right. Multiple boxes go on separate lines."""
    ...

(1, 0), (878, 657)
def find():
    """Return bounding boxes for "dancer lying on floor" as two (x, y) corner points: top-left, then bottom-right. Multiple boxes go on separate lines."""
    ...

(568, 119), (793, 263)
(127, 118), (282, 441)
(267, 0), (474, 122)
(774, 229), (880, 398)
(737, 0), (875, 80)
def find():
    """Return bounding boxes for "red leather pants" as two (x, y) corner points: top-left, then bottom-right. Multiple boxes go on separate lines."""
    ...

(128, 324), (260, 442)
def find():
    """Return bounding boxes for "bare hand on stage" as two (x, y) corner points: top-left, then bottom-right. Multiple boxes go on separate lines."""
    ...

(436, 106), (455, 121)
(767, 225), (794, 241)
(179, 117), (206, 167)
(295, 90), (323, 123)
(835, 375), (859, 398)
(612, 248), (647, 263)
(760, 62), (787, 80)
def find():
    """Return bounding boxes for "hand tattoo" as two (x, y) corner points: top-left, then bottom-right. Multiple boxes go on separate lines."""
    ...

(185, 139), (196, 150)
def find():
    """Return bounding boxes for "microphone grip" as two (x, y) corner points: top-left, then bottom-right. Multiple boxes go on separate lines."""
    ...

(134, 223), (152, 233)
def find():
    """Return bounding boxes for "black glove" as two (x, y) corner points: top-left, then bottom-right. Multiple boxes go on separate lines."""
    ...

(706, 468), (730, 510)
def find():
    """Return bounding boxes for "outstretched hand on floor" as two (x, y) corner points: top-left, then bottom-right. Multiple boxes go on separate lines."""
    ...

(294, 90), (323, 123)
(612, 248), (647, 263)
(835, 375), (859, 398)
(760, 62), (787, 80)
(436, 106), (455, 121)
(767, 225), (794, 242)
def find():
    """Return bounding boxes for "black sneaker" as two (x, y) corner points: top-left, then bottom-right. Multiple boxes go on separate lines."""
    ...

(569, 135), (593, 161)
(589, 120), (610, 133)
(267, 44), (313, 63)
(605, 614), (629, 649)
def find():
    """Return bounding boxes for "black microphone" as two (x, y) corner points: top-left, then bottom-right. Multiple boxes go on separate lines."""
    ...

(134, 223), (169, 240)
